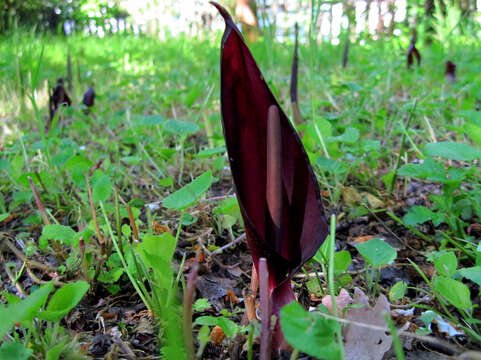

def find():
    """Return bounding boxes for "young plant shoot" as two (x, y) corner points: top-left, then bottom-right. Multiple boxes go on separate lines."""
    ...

(211, 1), (329, 350)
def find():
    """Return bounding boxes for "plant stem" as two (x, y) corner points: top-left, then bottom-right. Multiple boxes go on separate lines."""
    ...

(100, 202), (152, 312)
(259, 258), (272, 360)
(327, 214), (346, 360)
(183, 249), (200, 360)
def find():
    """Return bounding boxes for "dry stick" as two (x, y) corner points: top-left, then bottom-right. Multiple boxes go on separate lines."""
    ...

(342, 35), (350, 68)
(25, 266), (65, 286)
(85, 172), (106, 289)
(183, 248), (200, 360)
(85, 173), (105, 251)
(28, 176), (49, 225)
(2, 237), (57, 272)
(126, 203), (139, 242)
(0, 251), (27, 297)
(290, 23), (302, 125)
(259, 258), (272, 360)
(28, 176), (66, 259)
(208, 233), (246, 257)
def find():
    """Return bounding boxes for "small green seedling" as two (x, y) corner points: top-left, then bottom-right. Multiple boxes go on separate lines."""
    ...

(355, 238), (397, 296)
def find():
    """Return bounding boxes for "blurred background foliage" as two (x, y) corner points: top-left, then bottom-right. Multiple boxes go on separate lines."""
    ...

(0, 0), (479, 45)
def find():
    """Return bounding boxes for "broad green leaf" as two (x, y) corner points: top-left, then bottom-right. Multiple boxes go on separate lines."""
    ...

(0, 213), (10, 222)
(196, 146), (226, 158)
(316, 157), (348, 175)
(433, 252), (457, 277)
(0, 283), (54, 338)
(45, 342), (65, 360)
(458, 267), (481, 287)
(140, 114), (165, 126)
(424, 142), (481, 161)
(163, 119), (199, 136)
(138, 233), (176, 289)
(464, 122), (481, 148)
(65, 155), (92, 187)
(403, 206), (436, 226)
(194, 315), (239, 337)
(194, 316), (219, 327)
(389, 281), (407, 302)
(159, 176), (174, 187)
(163, 170), (212, 210)
(139, 233), (177, 266)
(355, 238), (397, 268)
(334, 250), (351, 275)
(433, 277), (471, 310)
(398, 158), (446, 180)
(92, 174), (113, 203)
(328, 127), (360, 144)
(193, 298), (211, 312)
(41, 224), (76, 246)
(37, 281), (89, 322)
(218, 317), (240, 337)
(0, 342), (33, 360)
(280, 302), (340, 360)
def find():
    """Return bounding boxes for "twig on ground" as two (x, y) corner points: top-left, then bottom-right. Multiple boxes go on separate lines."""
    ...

(25, 266), (65, 286)
(85, 172), (105, 250)
(184, 248), (200, 360)
(28, 175), (49, 225)
(126, 203), (139, 242)
(2, 236), (58, 272)
(0, 251), (27, 297)
(208, 233), (246, 257)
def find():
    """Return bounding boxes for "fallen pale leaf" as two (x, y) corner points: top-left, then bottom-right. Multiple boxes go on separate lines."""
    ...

(362, 192), (384, 209)
(342, 186), (362, 206)
(343, 288), (392, 360)
(321, 288), (353, 316)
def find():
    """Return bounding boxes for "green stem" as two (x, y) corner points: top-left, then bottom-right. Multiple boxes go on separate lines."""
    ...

(327, 214), (345, 360)
(100, 202), (152, 312)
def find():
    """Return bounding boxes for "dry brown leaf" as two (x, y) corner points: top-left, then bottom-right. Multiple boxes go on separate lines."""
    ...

(351, 235), (376, 244)
(342, 186), (362, 205)
(210, 325), (225, 345)
(225, 289), (240, 304)
(152, 220), (171, 235)
(362, 192), (385, 209)
(343, 288), (392, 360)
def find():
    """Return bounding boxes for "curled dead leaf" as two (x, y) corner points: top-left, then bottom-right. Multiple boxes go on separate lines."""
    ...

(210, 325), (225, 345)
(152, 220), (171, 235)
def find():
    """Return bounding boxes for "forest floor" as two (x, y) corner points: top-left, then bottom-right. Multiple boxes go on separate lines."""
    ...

(1, 30), (481, 359)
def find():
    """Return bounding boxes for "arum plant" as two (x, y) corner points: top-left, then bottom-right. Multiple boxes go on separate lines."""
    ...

(445, 60), (456, 82)
(290, 22), (302, 125)
(211, 2), (328, 351)
(49, 78), (71, 122)
(407, 33), (421, 69)
(82, 86), (95, 109)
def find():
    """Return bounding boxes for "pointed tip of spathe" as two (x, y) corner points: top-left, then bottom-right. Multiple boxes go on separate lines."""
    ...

(209, 1), (232, 22)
